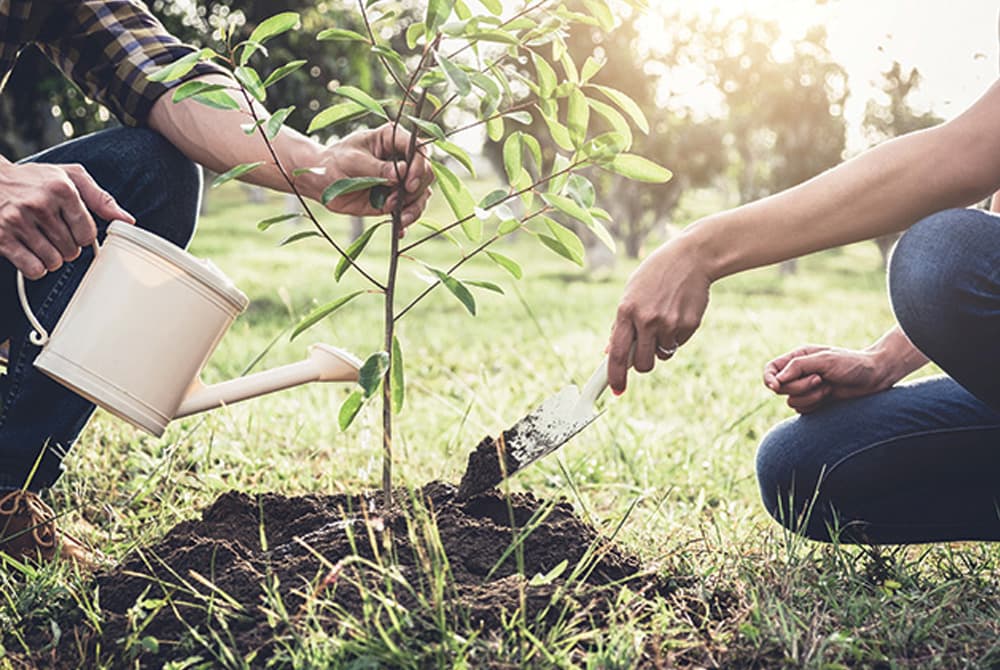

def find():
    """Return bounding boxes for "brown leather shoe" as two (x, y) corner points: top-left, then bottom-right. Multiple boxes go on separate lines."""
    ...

(0, 490), (104, 570)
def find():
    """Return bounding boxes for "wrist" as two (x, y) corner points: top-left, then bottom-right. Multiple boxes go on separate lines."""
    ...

(681, 213), (741, 282)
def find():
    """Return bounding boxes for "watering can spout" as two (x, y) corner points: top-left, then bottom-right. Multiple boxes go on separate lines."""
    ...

(175, 344), (362, 419)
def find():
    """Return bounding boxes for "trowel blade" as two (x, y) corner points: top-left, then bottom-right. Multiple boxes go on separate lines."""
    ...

(456, 384), (600, 499)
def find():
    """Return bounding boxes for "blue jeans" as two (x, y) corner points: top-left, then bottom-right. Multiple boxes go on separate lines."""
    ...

(0, 128), (200, 491)
(756, 208), (1000, 544)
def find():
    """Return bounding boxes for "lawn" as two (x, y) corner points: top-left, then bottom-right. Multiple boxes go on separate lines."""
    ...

(2, 182), (999, 668)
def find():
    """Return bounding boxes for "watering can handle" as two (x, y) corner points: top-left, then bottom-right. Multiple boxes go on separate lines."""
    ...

(16, 241), (101, 347)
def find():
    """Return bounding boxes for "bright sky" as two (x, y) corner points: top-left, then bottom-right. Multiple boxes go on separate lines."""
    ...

(662, 0), (999, 152)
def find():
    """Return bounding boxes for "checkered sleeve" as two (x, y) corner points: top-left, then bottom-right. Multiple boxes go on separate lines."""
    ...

(35, 0), (228, 127)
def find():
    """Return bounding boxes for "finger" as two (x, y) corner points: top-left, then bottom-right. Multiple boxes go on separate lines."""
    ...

(64, 165), (133, 225)
(1, 238), (46, 280)
(400, 190), (431, 228)
(607, 316), (635, 394)
(381, 123), (413, 160)
(42, 213), (80, 261)
(787, 385), (831, 412)
(16, 225), (63, 272)
(776, 352), (833, 384)
(764, 345), (828, 386)
(405, 149), (431, 194)
(775, 374), (823, 396)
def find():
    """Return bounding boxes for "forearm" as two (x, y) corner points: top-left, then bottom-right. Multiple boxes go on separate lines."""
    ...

(686, 81), (1000, 280)
(866, 326), (930, 386)
(147, 74), (327, 201)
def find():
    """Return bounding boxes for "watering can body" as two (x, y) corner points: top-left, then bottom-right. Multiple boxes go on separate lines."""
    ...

(17, 221), (361, 437)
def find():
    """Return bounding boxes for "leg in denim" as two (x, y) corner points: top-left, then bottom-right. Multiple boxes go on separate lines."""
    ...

(756, 209), (1000, 543)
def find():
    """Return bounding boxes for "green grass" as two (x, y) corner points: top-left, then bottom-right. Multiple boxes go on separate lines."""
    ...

(3, 182), (999, 668)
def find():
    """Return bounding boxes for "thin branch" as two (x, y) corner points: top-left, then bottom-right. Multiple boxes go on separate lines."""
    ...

(394, 207), (548, 321)
(358, 0), (419, 106)
(418, 99), (535, 149)
(399, 159), (586, 253)
(235, 92), (388, 290)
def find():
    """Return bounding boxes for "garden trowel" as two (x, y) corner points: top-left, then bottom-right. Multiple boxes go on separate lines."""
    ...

(456, 357), (611, 499)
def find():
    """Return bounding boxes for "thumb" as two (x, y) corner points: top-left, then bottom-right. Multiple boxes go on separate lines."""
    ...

(66, 168), (135, 224)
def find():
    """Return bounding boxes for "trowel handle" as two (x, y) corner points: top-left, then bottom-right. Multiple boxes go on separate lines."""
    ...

(17, 241), (101, 346)
(579, 357), (610, 409)
(578, 343), (635, 409)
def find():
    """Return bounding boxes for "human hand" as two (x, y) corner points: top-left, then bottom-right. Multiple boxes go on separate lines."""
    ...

(763, 345), (893, 414)
(607, 236), (712, 394)
(318, 123), (433, 227)
(0, 161), (134, 279)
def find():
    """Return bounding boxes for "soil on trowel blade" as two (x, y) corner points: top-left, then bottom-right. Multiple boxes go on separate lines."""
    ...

(44, 482), (670, 667)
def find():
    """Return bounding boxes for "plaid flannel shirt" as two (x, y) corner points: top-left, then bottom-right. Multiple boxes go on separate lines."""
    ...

(0, 0), (225, 127)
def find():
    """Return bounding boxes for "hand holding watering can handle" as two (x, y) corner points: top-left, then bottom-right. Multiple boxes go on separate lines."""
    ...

(16, 241), (101, 347)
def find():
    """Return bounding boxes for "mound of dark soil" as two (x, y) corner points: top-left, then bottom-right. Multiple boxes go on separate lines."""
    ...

(56, 483), (669, 666)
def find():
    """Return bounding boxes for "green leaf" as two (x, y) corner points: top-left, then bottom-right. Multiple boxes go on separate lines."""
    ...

(406, 23), (425, 49)
(604, 154), (673, 183)
(583, 0), (615, 30)
(539, 216), (585, 266)
(279, 230), (319, 246)
(541, 112), (573, 151)
(317, 27), (369, 42)
(436, 52), (471, 97)
(358, 351), (389, 398)
(587, 99), (633, 148)
(335, 222), (385, 281)
(582, 131), (630, 163)
(391, 336), (405, 413)
(465, 30), (519, 45)
(212, 162), (264, 188)
(435, 140), (476, 176)
(529, 559), (568, 586)
(479, 189), (507, 208)
(479, 0), (502, 14)
(581, 56), (605, 83)
(308, 101), (367, 133)
(339, 391), (364, 430)
(332, 86), (387, 119)
(263, 60), (307, 87)
(172, 81), (228, 103)
(256, 213), (299, 231)
(498, 217), (522, 235)
(532, 52), (557, 99)
(567, 174), (596, 208)
(409, 116), (446, 141)
(486, 115), (504, 142)
(502, 133), (523, 182)
(590, 84), (649, 134)
(291, 291), (365, 341)
(566, 87), (589, 147)
(425, 0), (456, 35)
(322, 177), (389, 206)
(486, 251), (523, 279)
(191, 90), (241, 111)
(429, 267), (476, 315)
(521, 134), (543, 173)
(234, 66), (266, 102)
(248, 12), (301, 46)
(265, 106), (295, 140)
(466, 279), (504, 294)
(148, 49), (212, 83)
(429, 161), (478, 239)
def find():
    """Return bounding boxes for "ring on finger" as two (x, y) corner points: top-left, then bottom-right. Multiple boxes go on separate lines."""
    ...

(657, 344), (678, 357)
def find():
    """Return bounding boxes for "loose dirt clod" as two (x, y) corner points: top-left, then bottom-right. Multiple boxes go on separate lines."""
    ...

(36, 482), (669, 667)
(455, 429), (521, 499)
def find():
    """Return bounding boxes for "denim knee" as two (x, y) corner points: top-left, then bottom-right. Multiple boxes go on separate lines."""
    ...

(755, 417), (826, 538)
(889, 208), (1000, 407)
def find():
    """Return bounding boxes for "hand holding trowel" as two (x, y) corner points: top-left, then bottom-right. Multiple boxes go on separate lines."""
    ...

(456, 356), (615, 499)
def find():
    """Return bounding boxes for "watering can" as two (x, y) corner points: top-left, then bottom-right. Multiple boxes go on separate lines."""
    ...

(16, 221), (362, 437)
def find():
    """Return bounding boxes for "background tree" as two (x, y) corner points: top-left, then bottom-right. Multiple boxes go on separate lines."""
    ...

(862, 61), (943, 266)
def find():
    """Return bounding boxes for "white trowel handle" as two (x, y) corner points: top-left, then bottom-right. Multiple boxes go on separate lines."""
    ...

(578, 343), (636, 411)
(578, 357), (610, 410)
